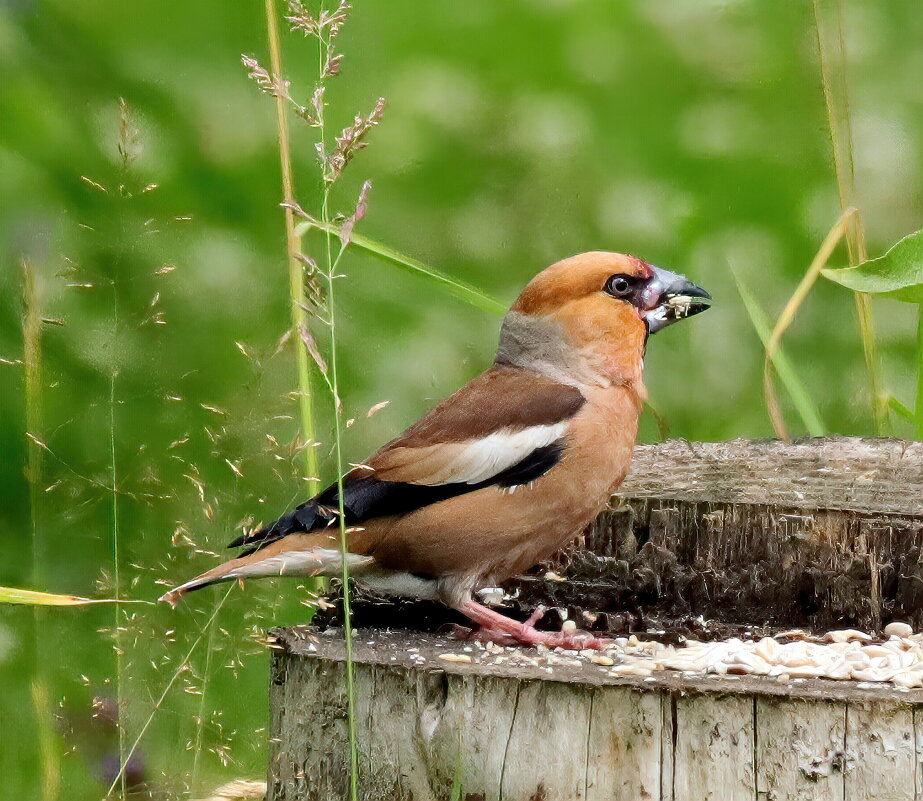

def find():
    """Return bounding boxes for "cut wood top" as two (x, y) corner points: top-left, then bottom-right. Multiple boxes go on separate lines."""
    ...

(273, 626), (923, 706)
(618, 437), (923, 516)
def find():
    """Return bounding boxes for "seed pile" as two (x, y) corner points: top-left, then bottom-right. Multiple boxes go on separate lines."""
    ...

(419, 621), (923, 690)
(650, 621), (923, 688)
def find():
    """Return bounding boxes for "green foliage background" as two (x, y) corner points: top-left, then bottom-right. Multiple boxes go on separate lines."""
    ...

(2, 0), (923, 796)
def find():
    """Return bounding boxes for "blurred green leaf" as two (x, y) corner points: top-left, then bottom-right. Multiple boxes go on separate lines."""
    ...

(822, 229), (923, 303)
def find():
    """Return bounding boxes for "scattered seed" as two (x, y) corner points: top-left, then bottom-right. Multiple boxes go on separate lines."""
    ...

(823, 629), (873, 643)
(438, 653), (471, 663)
(885, 621), (913, 638)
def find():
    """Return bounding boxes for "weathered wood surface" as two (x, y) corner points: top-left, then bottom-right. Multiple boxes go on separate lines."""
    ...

(516, 437), (923, 633)
(268, 629), (923, 801)
(619, 438), (923, 515)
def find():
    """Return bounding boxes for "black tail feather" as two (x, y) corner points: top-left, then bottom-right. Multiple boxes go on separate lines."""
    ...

(226, 498), (333, 552)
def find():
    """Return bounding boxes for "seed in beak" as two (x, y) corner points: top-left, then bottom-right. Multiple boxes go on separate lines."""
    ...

(664, 294), (709, 319)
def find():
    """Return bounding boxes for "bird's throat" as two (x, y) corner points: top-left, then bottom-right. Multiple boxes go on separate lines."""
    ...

(495, 309), (645, 391)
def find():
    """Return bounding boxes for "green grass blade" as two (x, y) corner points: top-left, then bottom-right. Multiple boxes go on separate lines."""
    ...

(812, 0), (887, 434)
(263, 0), (321, 494)
(733, 274), (826, 437)
(887, 395), (915, 423)
(295, 220), (506, 315)
(917, 307), (923, 439)
(0, 586), (151, 606)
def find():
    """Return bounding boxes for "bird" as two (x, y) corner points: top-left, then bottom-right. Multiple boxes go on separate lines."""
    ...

(160, 251), (710, 649)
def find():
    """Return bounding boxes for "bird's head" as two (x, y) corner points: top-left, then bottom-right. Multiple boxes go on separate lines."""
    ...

(496, 251), (710, 387)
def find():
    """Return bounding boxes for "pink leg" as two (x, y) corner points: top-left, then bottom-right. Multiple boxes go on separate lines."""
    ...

(455, 600), (611, 650)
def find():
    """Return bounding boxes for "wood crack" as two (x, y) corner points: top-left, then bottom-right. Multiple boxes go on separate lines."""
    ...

(498, 681), (522, 801)
(583, 688), (594, 800)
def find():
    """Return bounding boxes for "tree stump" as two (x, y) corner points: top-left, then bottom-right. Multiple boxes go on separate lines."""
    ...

(267, 437), (923, 801)
(268, 629), (923, 801)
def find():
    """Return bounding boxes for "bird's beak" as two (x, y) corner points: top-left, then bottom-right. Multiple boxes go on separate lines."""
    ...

(639, 266), (711, 334)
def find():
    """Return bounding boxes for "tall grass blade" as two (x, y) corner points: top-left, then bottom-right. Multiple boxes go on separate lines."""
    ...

(22, 259), (43, 577)
(733, 271), (825, 437)
(109, 288), (126, 801)
(763, 211), (851, 438)
(812, 0), (887, 433)
(448, 737), (465, 801)
(325, 240), (360, 801)
(316, 76), (361, 801)
(642, 399), (671, 441)
(887, 395), (914, 424)
(917, 308), (923, 439)
(264, 0), (321, 493)
(190, 611), (219, 794)
(296, 3), (364, 795)
(296, 219), (506, 315)
(30, 681), (58, 801)
(21, 258), (61, 801)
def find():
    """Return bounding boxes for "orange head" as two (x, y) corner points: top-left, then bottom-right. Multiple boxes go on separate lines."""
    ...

(497, 251), (710, 388)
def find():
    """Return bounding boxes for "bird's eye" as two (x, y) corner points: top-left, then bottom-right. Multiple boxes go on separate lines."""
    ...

(605, 274), (634, 298)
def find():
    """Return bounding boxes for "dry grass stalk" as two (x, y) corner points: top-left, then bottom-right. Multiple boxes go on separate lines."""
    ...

(763, 210), (855, 439)
(812, 0), (887, 433)
(258, 0), (322, 491)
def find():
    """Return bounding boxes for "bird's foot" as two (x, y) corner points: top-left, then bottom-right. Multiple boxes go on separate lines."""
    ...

(448, 623), (524, 647)
(455, 600), (611, 650)
(448, 606), (550, 644)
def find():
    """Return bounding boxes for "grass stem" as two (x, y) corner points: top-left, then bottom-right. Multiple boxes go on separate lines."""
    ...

(106, 588), (233, 798)
(312, 8), (360, 793)
(325, 239), (360, 799)
(109, 283), (126, 801)
(264, 0), (321, 493)
(23, 260), (43, 577)
(762, 210), (851, 438)
(813, 0), (888, 433)
(734, 269), (825, 437)
(190, 613), (218, 793)
(916, 307), (923, 439)
(22, 259), (60, 801)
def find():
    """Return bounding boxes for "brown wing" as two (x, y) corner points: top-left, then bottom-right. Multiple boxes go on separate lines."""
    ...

(229, 366), (585, 551)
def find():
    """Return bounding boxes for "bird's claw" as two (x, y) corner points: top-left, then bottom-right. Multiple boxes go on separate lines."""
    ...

(452, 617), (611, 650)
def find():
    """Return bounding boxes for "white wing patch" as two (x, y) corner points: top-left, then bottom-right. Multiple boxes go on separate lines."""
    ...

(415, 422), (568, 486)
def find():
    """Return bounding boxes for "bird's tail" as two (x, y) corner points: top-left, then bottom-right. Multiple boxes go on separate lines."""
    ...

(158, 532), (373, 607)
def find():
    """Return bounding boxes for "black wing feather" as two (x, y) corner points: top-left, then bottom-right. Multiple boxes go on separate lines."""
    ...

(228, 439), (566, 554)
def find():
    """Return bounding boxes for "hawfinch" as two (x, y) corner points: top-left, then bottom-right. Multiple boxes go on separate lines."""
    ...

(161, 252), (710, 648)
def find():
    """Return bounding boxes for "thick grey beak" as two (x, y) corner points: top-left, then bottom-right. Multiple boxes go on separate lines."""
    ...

(640, 266), (711, 334)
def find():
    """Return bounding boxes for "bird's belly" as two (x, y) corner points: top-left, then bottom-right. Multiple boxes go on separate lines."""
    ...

(356, 568), (441, 601)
